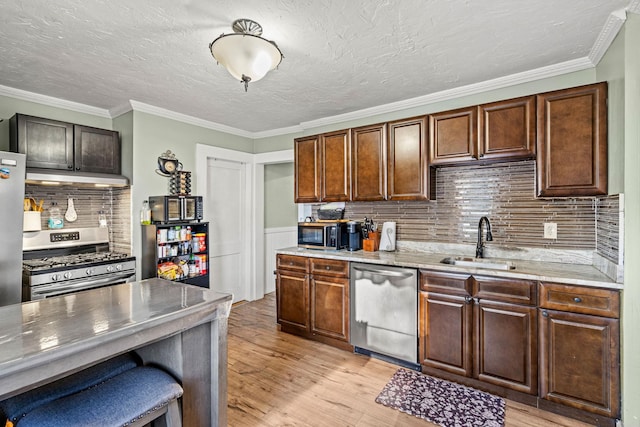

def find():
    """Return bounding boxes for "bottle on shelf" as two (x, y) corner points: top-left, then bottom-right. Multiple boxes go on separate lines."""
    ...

(188, 254), (197, 277)
(140, 200), (151, 225)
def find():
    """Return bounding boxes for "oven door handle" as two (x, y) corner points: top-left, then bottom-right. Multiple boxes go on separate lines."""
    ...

(31, 272), (135, 295)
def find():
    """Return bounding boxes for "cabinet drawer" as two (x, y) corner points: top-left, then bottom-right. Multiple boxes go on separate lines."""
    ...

(473, 276), (537, 306)
(539, 282), (620, 318)
(277, 254), (309, 272)
(310, 258), (349, 278)
(419, 270), (472, 296)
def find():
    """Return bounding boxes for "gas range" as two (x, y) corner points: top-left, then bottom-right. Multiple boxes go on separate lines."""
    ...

(22, 228), (136, 301)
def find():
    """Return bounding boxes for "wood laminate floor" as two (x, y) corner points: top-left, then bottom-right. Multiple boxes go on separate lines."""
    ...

(227, 293), (592, 427)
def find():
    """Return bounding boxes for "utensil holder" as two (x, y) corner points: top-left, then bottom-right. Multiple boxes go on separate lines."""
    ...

(24, 211), (42, 231)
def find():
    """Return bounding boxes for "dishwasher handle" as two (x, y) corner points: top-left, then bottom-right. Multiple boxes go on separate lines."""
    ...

(352, 265), (414, 278)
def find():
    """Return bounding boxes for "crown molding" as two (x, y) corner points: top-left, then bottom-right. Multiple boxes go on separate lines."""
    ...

(589, 9), (627, 66)
(128, 100), (254, 139)
(299, 57), (593, 131)
(628, 0), (640, 14)
(0, 56), (595, 141)
(109, 101), (133, 119)
(0, 84), (111, 118)
(251, 125), (304, 139)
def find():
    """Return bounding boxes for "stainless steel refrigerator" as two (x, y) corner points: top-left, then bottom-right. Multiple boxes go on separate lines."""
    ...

(0, 151), (25, 306)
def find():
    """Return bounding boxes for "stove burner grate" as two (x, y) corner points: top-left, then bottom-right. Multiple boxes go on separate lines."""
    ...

(23, 252), (133, 272)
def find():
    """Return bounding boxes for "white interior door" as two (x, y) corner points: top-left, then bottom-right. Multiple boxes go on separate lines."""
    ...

(206, 157), (248, 302)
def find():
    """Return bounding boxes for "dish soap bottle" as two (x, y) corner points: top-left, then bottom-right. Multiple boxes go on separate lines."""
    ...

(48, 202), (64, 229)
(140, 200), (151, 225)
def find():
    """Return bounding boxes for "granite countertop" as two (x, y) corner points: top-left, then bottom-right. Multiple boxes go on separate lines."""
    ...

(277, 247), (622, 290)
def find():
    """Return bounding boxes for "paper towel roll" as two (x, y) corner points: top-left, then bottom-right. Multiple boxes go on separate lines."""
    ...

(23, 211), (42, 231)
(379, 222), (396, 251)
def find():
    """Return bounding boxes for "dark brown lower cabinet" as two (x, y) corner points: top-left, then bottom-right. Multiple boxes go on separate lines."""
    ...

(310, 275), (349, 341)
(538, 282), (620, 420)
(475, 299), (537, 394)
(420, 290), (473, 377)
(276, 268), (309, 333)
(276, 254), (351, 350)
(419, 270), (537, 395)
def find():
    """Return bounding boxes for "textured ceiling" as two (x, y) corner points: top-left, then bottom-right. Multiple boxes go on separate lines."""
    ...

(0, 0), (632, 135)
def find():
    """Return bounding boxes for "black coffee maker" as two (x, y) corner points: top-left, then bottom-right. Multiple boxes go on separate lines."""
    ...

(346, 221), (362, 251)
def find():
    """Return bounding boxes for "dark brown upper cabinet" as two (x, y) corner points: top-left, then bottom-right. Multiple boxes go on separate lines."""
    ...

(536, 82), (608, 197)
(10, 113), (121, 174)
(351, 123), (386, 201)
(294, 135), (321, 203)
(479, 96), (536, 161)
(430, 98), (536, 166)
(73, 125), (121, 174)
(429, 106), (478, 165)
(388, 116), (432, 200)
(320, 130), (351, 201)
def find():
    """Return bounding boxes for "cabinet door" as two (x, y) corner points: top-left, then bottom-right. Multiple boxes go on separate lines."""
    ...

(276, 269), (309, 333)
(351, 124), (386, 201)
(387, 117), (430, 200)
(479, 96), (536, 161)
(310, 275), (349, 341)
(536, 82), (608, 197)
(474, 300), (537, 394)
(321, 130), (351, 201)
(539, 309), (620, 418)
(294, 135), (321, 203)
(73, 125), (121, 174)
(429, 106), (478, 165)
(11, 114), (74, 170)
(419, 291), (473, 377)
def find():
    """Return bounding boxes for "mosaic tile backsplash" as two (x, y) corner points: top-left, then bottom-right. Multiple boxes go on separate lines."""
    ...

(596, 195), (621, 264)
(24, 185), (132, 254)
(337, 160), (619, 257)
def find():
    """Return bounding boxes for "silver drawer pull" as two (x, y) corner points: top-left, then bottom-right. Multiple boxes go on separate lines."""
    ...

(573, 297), (582, 303)
(326, 266), (331, 270)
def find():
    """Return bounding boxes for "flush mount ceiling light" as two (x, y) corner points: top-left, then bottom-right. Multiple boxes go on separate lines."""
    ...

(209, 19), (283, 92)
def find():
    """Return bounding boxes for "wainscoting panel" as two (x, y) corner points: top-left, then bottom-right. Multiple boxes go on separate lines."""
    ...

(264, 227), (297, 293)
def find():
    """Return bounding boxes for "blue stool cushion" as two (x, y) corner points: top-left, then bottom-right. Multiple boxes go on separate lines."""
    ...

(18, 366), (183, 427)
(0, 352), (139, 426)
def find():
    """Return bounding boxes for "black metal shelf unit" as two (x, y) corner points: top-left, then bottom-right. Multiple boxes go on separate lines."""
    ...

(141, 221), (209, 288)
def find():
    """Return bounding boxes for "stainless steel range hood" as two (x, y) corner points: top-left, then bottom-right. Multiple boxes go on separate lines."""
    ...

(25, 168), (129, 187)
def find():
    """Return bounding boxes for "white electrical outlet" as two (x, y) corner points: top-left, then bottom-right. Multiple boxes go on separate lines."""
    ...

(544, 222), (557, 239)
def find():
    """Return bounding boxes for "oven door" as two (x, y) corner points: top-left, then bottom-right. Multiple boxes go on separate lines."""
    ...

(28, 271), (136, 300)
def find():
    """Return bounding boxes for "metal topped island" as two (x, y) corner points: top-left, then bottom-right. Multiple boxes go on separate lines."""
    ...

(0, 278), (233, 426)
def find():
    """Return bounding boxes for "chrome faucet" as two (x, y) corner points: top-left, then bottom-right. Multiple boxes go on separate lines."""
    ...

(476, 216), (493, 258)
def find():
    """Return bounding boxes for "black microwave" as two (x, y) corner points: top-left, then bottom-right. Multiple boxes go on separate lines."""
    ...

(298, 221), (348, 250)
(149, 195), (203, 223)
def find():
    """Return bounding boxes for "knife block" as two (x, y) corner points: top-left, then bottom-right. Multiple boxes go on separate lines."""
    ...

(363, 231), (380, 252)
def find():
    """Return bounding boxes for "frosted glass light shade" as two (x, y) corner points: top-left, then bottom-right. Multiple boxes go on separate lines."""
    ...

(210, 33), (282, 83)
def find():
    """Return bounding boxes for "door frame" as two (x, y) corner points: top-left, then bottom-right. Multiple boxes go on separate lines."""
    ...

(196, 144), (293, 301)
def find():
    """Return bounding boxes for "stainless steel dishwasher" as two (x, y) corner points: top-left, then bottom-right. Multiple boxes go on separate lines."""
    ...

(350, 263), (419, 369)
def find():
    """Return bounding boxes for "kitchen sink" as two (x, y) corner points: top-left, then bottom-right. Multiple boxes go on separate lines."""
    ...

(440, 256), (516, 270)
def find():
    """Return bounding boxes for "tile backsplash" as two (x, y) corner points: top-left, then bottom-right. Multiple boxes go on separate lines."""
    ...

(337, 160), (619, 258)
(24, 185), (132, 254)
(596, 195), (621, 264)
